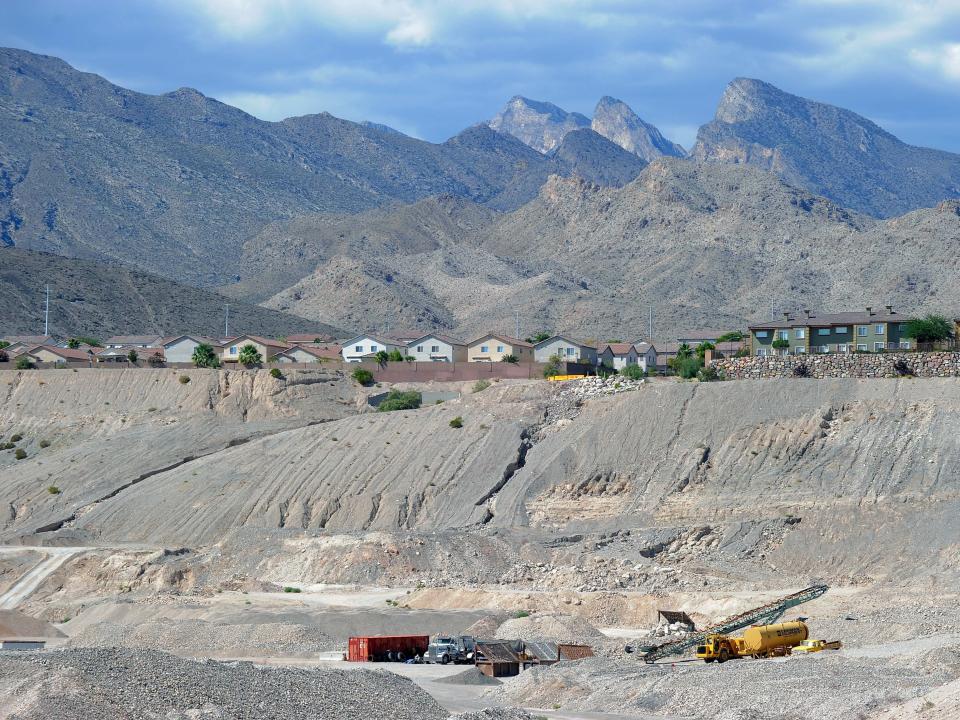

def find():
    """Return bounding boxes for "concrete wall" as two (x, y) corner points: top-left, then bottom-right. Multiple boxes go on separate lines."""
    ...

(713, 352), (960, 379)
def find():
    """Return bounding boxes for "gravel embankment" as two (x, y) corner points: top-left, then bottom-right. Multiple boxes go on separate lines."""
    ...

(0, 647), (447, 720)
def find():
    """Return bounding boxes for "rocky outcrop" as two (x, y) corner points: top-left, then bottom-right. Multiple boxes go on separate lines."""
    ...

(713, 352), (960, 379)
(591, 96), (686, 161)
(489, 96), (590, 153)
(692, 77), (960, 218)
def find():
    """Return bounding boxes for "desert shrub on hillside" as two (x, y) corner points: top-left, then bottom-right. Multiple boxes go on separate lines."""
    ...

(377, 390), (422, 412)
(47, 485), (60, 494)
(10, 434), (22, 442)
(472, 379), (491, 393)
(269, 368), (283, 379)
(351, 368), (374, 386)
(39, 439), (50, 448)
(14, 449), (26, 460)
(178, 375), (191, 384)
(621, 364), (645, 380)
(449, 416), (463, 428)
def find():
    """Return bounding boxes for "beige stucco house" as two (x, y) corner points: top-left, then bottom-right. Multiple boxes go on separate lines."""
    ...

(467, 334), (534, 362)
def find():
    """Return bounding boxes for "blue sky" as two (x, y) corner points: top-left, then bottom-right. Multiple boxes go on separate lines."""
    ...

(1, 0), (959, 151)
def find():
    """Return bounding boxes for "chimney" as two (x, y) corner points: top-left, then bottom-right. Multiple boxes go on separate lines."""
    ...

(783, 312), (791, 321)
(885, 304), (894, 314)
(803, 309), (811, 318)
(866, 306), (874, 316)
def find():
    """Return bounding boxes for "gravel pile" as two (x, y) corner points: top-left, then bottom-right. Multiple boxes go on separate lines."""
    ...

(560, 376), (645, 399)
(495, 613), (604, 644)
(68, 619), (334, 656)
(435, 667), (502, 686)
(0, 647), (447, 720)
(451, 710), (532, 720)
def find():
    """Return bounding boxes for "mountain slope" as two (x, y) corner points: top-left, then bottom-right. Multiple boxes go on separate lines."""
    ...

(692, 78), (960, 217)
(226, 160), (960, 340)
(547, 129), (648, 187)
(488, 96), (590, 153)
(0, 48), (640, 287)
(591, 96), (686, 160)
(0, 248), (342, 339)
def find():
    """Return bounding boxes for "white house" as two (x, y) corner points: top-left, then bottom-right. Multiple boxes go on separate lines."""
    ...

(161, 336), (219, 364)
(598, 343), (639, 370)
(635, 342), (657, 371)
(405, 334), (467, 362)
(340, 335), (404, 363)
(533, 336), (597, 365)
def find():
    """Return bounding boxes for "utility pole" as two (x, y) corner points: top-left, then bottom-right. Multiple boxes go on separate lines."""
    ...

(648, 307), (653, 341)
(224, 305), (230, 338)
(44, 285), (49, 336)
(515, 310), (520, 339)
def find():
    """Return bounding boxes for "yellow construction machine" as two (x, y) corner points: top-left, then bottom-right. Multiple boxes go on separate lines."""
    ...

(696, 621), (809, 662)
(793, 638), (842, 653)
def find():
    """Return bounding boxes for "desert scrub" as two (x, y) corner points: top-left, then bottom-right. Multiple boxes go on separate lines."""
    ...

(178, 375), (190, 384)
(351, 368), (374, 386)
(47, 485), (61, 494)
(11, 434), (22, 442)
(449, 416), (463, 428)
(14, 448), (27, 460)
(282, 586), (302, 593)
(472, 379), (491, 393)
(39, 439), (50, 448)
(269, 367), (283, 379)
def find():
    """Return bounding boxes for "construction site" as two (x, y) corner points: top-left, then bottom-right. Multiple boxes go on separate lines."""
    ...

(0, 367), (958, 719)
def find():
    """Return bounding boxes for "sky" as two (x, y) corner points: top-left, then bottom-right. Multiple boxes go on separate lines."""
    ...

(1, 0), (959, 151)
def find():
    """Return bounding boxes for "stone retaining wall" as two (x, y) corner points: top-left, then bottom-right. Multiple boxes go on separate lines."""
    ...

(712, 352), (960, 379)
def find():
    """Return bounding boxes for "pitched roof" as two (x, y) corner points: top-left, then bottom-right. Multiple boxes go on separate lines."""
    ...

(749, 308), (906, 330)
(26, 345), (95, 361)
(469, 333), (533, 348)
(161, 335), (221, 347)
(600, 343), (637, 355)
(341, 334), (406, 347)
(223, 335), (292, 349)
(406, 333), (466, 347)
(279, 344), (340, 359)
(3, 335), (53, 345)
(105, 335), (163, 345)
(285, 333), (335, 343)
(534, 335), (596, 350)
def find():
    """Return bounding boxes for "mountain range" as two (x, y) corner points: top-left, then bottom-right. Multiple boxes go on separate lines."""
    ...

(2, 46), (959, 339)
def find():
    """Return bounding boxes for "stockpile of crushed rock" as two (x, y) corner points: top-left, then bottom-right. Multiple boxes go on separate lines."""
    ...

(0, 647), (446, 720)
(560, 376), (645, 399)
(495, 613), (604, 645)
(67, 619), (334, 657)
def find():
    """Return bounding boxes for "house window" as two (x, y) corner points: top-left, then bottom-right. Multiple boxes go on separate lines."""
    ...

(229, 346), (237, 354)
(416, 345), (423, 352)
(795, 346), (807, 354)
(757, 348), (767, 357)
(818, 328), (830, 335)
(874, 342), (885, 351)
(370, 345), (378, 352)
(898, 323), (907, 330)
(778, 330), (789, 341)
(354, 345), (363, 353)
(566, 348), (575, 356)
(900, 341), (911, 349)
(835, 326), (849, 333)
(480, 345), (488, 353)
(838, 344), (848, 352)
(857, 326), (868, 336)
(431, 345), (439, 353)
(857, 343), (867, 351)
(755, 331), (768, 338)
(875, 324), (885, 335)
(795, 329), (805, 339)
(496, 345), (504, 353)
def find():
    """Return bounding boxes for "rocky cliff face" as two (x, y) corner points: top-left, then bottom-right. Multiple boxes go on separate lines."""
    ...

(693, 78), (960, 218)
(488, 96), (590, 153)
(591, 96), (686, 161)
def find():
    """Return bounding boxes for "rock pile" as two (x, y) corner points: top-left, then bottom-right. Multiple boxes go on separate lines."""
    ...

(560, 376), (646, 398)
(653, 620), (693, 639)
(0, 647), (446, 720)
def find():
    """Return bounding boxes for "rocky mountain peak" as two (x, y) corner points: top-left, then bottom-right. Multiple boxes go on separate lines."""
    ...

(591, 95), (686, 161)
(488, 96), (590, 153)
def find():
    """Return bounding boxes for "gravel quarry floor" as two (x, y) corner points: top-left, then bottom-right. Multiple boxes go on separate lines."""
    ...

(1, 371), (958, 718)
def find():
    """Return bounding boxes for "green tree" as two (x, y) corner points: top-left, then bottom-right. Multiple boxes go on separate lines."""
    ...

(238, 344), (262, 366)
(674, 356), (702, 379)
(351, 367), (374, 386)
(526, 331), (551, 343)
(676, 343), (693, 360)
(500, 354), (519, 364)
(387, 349), (405, 362)
(67, 338), (80, 349)
(377, 390), (422, 412)
(695, 341), (716, 359)
(697, 365), (722, 382)
(15, 355), (34, 370)
(191, 343), (220, 368)
(715, 331), (746, 344)
(621, 364), (645, 380)
(127, 349), (139, 364)
(771, 338), (790, 351)
(72, 336), (102, 347)
(543, 354), (562, 378)
(375, 350), (390, 366)
(904, 314), (954, 343)
(0, 341), (9, 349)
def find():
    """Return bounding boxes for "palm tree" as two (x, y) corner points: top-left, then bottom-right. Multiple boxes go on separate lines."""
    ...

(676, 343), (693, 360)
(237, 344), (262, 367)
(191, 343), (220, 368)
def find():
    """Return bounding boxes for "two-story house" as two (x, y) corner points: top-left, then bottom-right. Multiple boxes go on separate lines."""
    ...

(466, 334), (534, 362)
(221, 335), (291, 363)
(533, 336), (597, 365)
(405, 334), (468, 362)
(340, 335), (405, 362)
(750, 307), (914, 356)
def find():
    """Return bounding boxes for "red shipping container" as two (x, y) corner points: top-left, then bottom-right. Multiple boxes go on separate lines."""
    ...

(347, 635), (429, 662)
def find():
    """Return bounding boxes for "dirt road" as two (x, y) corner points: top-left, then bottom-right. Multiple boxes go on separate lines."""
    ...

(0, 546), (88, 609)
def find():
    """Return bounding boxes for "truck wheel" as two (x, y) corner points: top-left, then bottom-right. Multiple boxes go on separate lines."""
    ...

(704, 658), (714, 663)
(441, 654), (450, 665)
(718, 649), (729, 663)
(397, 652), (406, 662)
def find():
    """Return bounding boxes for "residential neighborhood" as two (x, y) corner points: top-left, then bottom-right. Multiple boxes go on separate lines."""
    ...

(2, 307), (956, 375)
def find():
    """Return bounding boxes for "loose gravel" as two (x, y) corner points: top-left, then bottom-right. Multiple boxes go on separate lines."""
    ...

(0, 647), (447, 720)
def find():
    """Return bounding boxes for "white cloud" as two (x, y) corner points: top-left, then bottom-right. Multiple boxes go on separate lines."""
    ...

(910, 43), (960, 82)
